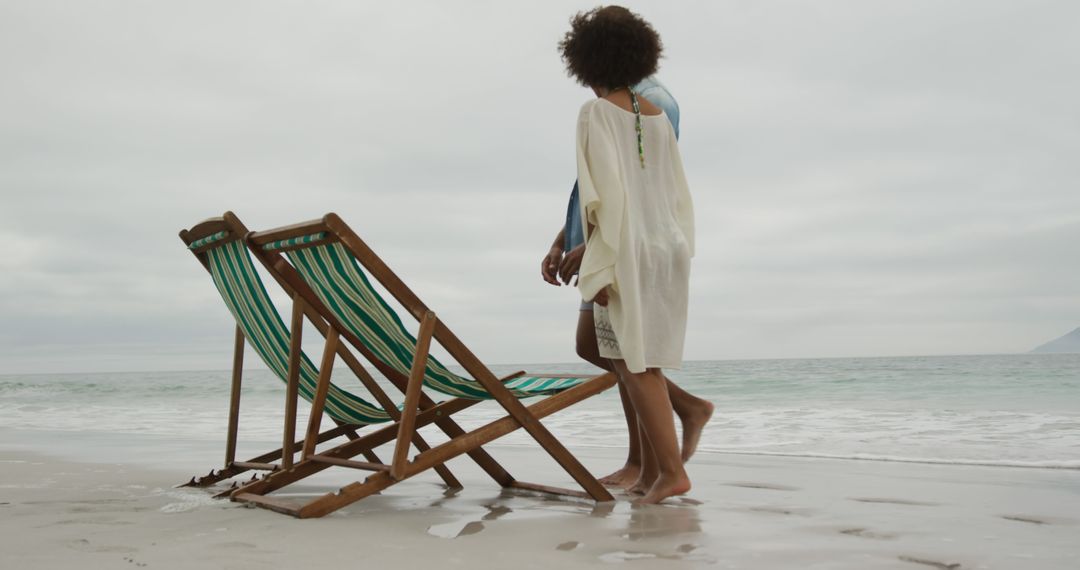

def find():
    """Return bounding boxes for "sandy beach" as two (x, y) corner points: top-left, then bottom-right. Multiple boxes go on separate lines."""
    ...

(2, 434), (1076, 569)
(4, 0), (1080, 568)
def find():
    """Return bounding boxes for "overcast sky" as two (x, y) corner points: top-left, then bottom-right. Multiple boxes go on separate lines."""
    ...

(1, 0), (1078, 374)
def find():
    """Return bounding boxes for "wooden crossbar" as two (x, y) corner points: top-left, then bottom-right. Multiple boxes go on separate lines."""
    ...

(231, 461), (277, 471)
(281, 297), (305, 470)
(247, 219), (329, 246)
(308, 456), (389, 472)
(224, 325), (245, 466)
(301, 328), (339, 459)
(232, 493), (302, 517)
(508, 481), (589, 500)
(391, 311), (437, 480)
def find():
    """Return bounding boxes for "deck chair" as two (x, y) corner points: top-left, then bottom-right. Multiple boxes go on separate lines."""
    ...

(228, 213), (618, 517)
(178, 212), (460, 491)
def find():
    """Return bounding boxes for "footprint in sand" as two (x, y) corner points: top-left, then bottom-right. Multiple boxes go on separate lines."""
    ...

(214, 541), (257, 549)
(850, 497), (939, 506)
(598, 551), (658, 563)
(747, 506), (814, 517)
(898, 554), (962, 569)
(996, 514), (1075, 526)
(724, 482), (799, 491)
(65, 539), (138, 554)
(556, 541), (582, 551)
(1000, 515), (1047, 525)
(599, 548), (716, 564)
(48, 518), (135, 527)
(839, 527), (897, 540)
(66, 500), (138, 515)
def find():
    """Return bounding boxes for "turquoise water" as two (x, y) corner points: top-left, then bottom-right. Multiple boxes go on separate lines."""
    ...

(1, 354), (1077, 469)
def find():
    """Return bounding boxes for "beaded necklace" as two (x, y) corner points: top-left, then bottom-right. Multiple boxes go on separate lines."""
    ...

(628, 87), (645, 169)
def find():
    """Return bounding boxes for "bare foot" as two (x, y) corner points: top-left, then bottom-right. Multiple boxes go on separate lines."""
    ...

(635, 473), (691, 505)
(629, 466), (658, 495)
(679, 400), (714, 462)
(599, 463), (641, 488)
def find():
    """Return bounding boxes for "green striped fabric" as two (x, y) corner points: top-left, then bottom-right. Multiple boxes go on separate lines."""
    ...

(189, 231), (229, 250)
(262, 232), (328, 252)
(204, 240), (392, 425)
(285, 241), (588, 400)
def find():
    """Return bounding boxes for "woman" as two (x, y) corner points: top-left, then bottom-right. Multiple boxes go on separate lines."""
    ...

(560, 5), (694, 504)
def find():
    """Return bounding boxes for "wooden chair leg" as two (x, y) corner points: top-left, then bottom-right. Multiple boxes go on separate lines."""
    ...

(225, 325), (245, 467)
(387, 312), (461, 487)
(302, 329), (339, 459)
(282, 298), (306, 470)
(391, 311), (436, 480)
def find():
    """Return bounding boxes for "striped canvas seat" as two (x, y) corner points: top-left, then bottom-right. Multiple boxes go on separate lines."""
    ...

(272, 238), (588, 400)
(191, 232), (392, 425)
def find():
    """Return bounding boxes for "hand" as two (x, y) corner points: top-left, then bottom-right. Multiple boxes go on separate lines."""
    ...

(591, 287), (610, 306)
(541, 246), (563, 286)
(558, 244), (585, 285)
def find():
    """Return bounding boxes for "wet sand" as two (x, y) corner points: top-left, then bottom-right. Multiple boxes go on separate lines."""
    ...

(1, 444), (1077, 569)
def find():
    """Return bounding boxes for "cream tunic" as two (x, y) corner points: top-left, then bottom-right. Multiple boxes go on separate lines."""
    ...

(576, 97), (695, 373)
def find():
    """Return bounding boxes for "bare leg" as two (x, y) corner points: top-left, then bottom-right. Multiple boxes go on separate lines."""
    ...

(576, 310), (641, 488)
(602, 383), (645, 488)
(577, 309), (713, 478)
(629, 423), (657, 495)
(611, 360), (691, 504)
(631, 385), (711, 490)
(669, 382), (715, 462)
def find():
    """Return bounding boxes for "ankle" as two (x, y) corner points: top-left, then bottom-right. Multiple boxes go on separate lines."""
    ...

(675, 398), (713, 421)
(658, 466), (688, 480)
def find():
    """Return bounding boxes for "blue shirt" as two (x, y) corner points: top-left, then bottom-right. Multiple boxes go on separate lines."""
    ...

(564, 76), (681, 252)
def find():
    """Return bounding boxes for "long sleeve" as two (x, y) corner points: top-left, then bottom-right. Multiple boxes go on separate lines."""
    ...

(576, 100), (624, 302)
(668, 129), (695, 257)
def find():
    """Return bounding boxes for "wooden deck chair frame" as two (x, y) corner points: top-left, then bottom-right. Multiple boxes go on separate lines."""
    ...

(178, 212), (461, 492)
(228, 213), (617, 518)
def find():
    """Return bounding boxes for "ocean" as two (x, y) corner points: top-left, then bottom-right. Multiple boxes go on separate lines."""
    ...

(1, 354), (1077, 471)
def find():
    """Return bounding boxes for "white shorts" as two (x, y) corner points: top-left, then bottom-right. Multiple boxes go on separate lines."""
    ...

(592, 304), (622, 360)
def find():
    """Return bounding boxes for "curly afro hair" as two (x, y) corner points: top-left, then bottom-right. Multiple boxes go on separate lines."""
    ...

(559, 5), (663, 90)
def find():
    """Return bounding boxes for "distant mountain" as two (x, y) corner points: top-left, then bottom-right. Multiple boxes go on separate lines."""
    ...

(1031, 327), (1080, 353)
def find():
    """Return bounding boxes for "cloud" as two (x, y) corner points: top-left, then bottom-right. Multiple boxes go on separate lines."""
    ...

(1, 0), (1078, 373)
